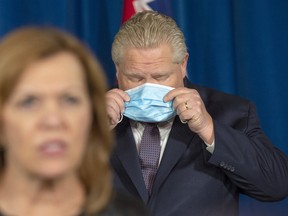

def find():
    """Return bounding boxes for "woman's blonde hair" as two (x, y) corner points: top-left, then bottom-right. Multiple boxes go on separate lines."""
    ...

(0, 27), (113, 214)
(112, 10), (187, 64)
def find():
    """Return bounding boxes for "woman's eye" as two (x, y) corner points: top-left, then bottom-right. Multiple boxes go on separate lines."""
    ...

(17, 96), (38, 109)
(62, 95), (80, 105)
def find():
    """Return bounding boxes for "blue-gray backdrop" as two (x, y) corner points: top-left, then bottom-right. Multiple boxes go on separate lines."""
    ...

(0, 0), (287, 215)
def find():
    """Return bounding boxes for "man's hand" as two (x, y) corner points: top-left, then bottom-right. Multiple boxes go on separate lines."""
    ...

(164, 87), (214, 144)
(106, 88), (130, 129)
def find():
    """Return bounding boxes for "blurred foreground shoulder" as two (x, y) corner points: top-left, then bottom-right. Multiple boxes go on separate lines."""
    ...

(86, 192), (151, 216)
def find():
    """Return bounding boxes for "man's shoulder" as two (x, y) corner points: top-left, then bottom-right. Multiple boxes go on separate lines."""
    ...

(185, 78), (250, 106)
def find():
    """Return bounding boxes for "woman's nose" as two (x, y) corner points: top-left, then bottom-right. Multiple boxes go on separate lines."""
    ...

(39, 102), (65, 129)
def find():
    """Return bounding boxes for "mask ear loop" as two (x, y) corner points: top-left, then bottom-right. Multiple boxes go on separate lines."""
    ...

(118, 113), (124, 123)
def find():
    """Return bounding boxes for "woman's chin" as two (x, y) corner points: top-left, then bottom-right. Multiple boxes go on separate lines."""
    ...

(30, 166), (76, 182)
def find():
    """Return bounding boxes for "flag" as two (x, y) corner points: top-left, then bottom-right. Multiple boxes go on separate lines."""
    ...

(122, 0), (172, 23)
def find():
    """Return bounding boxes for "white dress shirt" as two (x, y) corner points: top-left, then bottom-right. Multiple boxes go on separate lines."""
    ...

(130, 118), (215, 166)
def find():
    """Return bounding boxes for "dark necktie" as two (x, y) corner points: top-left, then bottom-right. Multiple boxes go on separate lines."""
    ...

(139, 123), (161, 194)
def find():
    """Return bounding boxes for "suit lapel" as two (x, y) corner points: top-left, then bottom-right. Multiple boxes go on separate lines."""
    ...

(151, 117), (196, 194)
(113, 117), (149, 203)
(113, 116), (197, 202)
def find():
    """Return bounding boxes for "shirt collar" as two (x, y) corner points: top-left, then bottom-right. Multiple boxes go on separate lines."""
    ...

(130, 117), (175, 129)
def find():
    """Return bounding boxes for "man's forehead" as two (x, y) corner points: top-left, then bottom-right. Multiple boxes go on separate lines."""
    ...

(123, 45), (173, 58)
(120, 60), (177, 71)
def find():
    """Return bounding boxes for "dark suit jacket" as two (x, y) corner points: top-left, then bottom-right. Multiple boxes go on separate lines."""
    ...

(111, 78), (288, 216)
(96, 191), (151, 216)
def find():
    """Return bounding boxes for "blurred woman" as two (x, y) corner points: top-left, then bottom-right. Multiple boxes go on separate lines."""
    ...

(0, 27), (149, 216)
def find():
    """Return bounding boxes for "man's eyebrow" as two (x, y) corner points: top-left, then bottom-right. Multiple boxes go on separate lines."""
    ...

(123, 70), (141, 75)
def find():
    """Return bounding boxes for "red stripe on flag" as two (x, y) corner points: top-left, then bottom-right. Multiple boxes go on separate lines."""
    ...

(122, 0), (136, 23)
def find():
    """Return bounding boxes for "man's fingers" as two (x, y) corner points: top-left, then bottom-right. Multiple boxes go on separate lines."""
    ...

(164, 87), (192, 102)
(106, 88), (130, 126)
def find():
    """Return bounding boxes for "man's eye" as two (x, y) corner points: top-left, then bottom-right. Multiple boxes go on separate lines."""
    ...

(133, 78), (142, 82)
(128, 76), (143, 82)
(155, 75), (169, 81)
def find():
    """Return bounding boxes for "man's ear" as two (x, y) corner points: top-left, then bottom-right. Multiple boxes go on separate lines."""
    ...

(181, 53), (189, 78)
(115, 64), (120, 80)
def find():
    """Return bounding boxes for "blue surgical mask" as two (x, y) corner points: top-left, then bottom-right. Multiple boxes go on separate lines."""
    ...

(123, 83), (176, 122)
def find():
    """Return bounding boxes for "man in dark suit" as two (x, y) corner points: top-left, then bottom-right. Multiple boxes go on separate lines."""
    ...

(107, 11), (288, 216)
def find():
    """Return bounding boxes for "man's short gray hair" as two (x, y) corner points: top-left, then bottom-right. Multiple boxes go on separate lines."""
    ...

(112, 11), (187, 64)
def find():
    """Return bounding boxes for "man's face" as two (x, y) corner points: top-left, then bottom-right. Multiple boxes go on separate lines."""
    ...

(116, 44), (188, 90)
